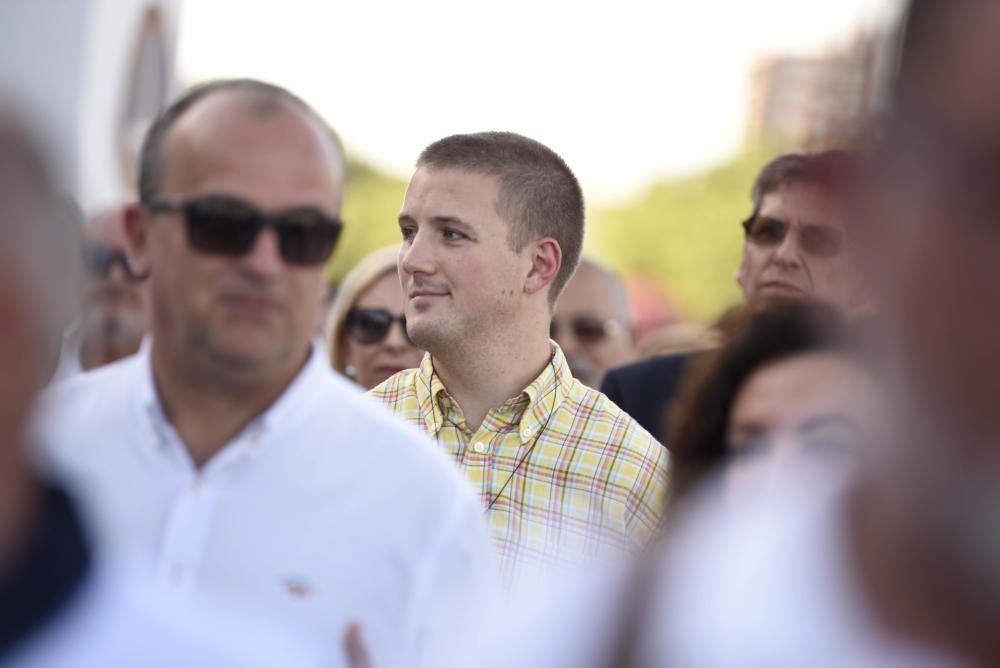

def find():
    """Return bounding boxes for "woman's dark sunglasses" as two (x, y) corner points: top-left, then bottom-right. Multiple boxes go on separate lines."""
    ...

(346, 308), (413, 345)
(741, 215), (844, 258)
(147, 195), (343, 266)
(83, 244), (146, 281)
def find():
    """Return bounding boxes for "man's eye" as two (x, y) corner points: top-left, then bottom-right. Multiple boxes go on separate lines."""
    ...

(443, 229), (465, 241)
(750, 221), (786, 245)
(400, 226), (416, 241)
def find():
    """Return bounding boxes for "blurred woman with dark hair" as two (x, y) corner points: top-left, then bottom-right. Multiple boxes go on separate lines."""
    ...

(666, 298), (881, 507)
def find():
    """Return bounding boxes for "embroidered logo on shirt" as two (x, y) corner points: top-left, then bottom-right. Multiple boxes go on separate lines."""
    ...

(282, 576), (314, 598)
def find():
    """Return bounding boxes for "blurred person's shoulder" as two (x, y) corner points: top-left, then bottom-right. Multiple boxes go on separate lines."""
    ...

(9, 556), (321, 668)
(471, 555), (640, 668)
(653, 465), (971, 668)
(33, 349), (145, 461)
(42, 346), (143, 413)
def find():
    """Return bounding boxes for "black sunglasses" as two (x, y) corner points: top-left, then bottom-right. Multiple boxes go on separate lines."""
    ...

(346, 308), (413, 345)
(147, 195), (343, 266)
(741, 215), (844, 258)
(83, 245), (146, 281)
(550, 315), (621, 344)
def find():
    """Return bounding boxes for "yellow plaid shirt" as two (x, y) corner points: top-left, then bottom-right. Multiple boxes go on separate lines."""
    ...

(369, 343), (669, 581)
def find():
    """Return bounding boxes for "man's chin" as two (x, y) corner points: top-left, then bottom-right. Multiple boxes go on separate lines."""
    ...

(405, 321), (448, 355)
(203, 331), (300, 374)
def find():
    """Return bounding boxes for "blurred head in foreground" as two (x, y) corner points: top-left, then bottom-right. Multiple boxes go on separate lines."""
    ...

(0, 107), (78, 547)
(551, 258), (637, 388)
(667, 298), (878, 505)
(846, 0), (1000, 660)
(326, 245), (423, 389)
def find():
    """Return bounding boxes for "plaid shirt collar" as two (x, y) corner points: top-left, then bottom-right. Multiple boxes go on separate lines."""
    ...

(414, 342), (573, 444)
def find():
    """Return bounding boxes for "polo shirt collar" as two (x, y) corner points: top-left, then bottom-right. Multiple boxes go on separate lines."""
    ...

(414, 352), (449, 437)
(518, 342), (572, 444)
(416, 342), (572, 443)
(132, 338), (331, 457)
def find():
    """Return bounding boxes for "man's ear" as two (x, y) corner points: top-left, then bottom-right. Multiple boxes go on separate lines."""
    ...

(524, 238), (561, 297)
(123, 202), (152, 278)
(735, 245), (751, 295)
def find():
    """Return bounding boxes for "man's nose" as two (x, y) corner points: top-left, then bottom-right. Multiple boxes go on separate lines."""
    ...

(399, 230), (435, 277)
(241, 228), (285, 276)
(772, 227), (803, 266)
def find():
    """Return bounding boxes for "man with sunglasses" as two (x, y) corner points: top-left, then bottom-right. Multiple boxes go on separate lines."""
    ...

(550, 258), (638, 389)
(370, 132), (668, 584)
(52, 206), (149, 381)
(37, 79), (494, 667)
(735, 150), (858, 304)
(600, 150), (861, 444)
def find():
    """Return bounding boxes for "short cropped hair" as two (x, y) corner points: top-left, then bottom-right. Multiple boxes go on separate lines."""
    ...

(417, 132), (585, 305)
(138, 78), (345, 204)
(745, 150), (859, 228)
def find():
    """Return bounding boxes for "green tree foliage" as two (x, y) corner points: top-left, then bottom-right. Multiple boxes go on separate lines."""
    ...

(588, 143), (787, 323)
(325, 157), (408, 285)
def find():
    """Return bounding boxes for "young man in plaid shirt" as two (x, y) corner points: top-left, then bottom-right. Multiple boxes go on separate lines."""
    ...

(370, 132), (669, 583)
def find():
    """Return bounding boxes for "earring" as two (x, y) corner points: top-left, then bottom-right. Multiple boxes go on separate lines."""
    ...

(344, 364), (357, 378)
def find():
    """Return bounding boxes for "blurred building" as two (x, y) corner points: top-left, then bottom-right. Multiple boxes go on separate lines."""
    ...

(745, 29), (900, 149)
(0, 0), (180, 211)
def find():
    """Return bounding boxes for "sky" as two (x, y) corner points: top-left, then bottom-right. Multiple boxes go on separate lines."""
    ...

(177, 0), (903, 203)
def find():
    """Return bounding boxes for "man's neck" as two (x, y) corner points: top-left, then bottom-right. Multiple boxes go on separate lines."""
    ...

(150, 342), (309, 467)
(79, 334), (141, 372)
(431, 330), (552, 432)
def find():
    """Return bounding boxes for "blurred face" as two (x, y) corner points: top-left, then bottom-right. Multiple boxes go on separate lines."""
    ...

(129, 95), (342, 380)
(340, 271), (424, 389)
(81, 208), (148, 354)
(861, 2), (1000, 615)
(737, 182), (854, 306)
(725, 352), (878, 494)
(552, 263), (636, 387)
(397, 167), (531, 353)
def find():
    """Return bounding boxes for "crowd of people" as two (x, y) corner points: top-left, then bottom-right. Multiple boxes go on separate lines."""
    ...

(1, 0), (999, 665)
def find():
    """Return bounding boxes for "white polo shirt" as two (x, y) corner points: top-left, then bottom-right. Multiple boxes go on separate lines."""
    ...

(35, 342), (497, 668)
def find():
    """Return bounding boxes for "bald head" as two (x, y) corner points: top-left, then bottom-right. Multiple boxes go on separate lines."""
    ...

(552, 258), (637, 388)
(139, 79), (345, 207)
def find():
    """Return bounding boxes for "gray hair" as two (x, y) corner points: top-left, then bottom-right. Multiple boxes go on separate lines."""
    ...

(746, 150), (859, 224)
